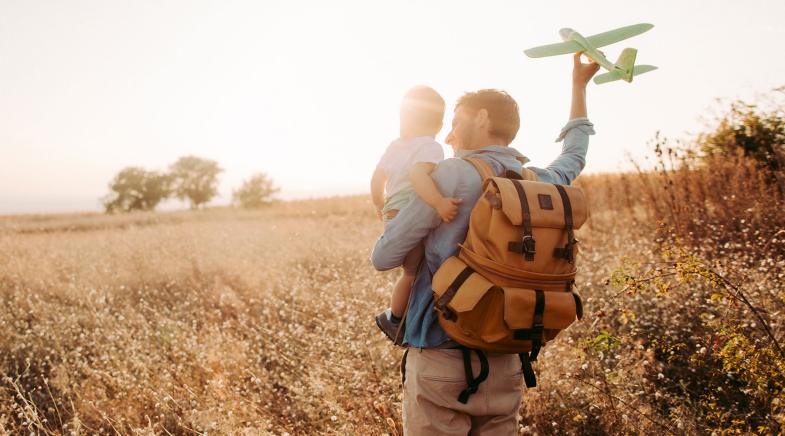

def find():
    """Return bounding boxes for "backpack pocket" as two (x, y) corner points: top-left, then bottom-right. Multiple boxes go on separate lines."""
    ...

(433, 256), (583, 353)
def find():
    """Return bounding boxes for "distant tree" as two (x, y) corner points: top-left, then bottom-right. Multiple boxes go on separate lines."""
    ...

(233, 173), (280, 208)
(698, 93), (785, 173)
(102, 167), (172, 213)
(169, 156), (223, 209)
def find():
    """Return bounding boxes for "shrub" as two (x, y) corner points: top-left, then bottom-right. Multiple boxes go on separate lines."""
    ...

(233, 173), (280, 208)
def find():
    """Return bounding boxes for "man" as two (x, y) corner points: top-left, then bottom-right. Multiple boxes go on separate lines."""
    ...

(371, 53), (600, 435)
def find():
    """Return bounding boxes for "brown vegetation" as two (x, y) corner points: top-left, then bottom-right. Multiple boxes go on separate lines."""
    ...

(2, 95), (783, 434)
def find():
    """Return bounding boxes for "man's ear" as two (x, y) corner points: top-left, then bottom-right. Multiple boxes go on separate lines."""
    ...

(476, 108), (490, 131)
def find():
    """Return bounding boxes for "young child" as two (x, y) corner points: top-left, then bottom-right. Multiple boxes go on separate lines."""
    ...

(371, 86), (462, 344)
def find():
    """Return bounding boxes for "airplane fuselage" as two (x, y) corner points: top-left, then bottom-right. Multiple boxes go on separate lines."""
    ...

(524, 23), (656, 85)
(559, 28), (631, 80)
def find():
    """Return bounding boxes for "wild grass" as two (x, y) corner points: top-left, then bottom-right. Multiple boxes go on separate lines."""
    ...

(1, 148), (782, 434)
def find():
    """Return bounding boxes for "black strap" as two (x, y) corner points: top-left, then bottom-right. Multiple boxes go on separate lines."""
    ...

(401, 348), (409, 385)
(518, 353), (537, 388)
(508, 180), (536, 261)
(434, 266), (473, 321)
(553, 184), (578, 263)
(530, 289), (545, 361)
(573, 292), (583, 320)
(457, 348), (490, 404)
(512, 289), (546, 355)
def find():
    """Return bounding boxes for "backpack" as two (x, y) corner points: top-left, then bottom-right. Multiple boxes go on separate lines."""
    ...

(430, 156), (586, 402)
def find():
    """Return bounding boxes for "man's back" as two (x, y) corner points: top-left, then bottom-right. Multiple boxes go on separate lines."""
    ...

(371, 118), (595, 348)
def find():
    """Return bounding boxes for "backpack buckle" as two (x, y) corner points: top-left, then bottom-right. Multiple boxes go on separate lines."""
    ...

(522, 236), (536, 255)
(554, 238), (578, 263)
(434, 303), (457, 321)
(508, 235), (537, 261)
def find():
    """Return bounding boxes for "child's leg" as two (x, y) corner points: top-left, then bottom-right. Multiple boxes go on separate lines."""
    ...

(390, 240), (425, 318)
(391, 273), (415, 319)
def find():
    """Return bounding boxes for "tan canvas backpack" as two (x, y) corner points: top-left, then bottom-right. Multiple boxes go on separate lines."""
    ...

(430, 156), (586, 401)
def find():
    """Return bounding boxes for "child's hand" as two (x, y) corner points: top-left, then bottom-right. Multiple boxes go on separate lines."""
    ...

(375, 208), (384, 222)
(436, 197), (462, 223)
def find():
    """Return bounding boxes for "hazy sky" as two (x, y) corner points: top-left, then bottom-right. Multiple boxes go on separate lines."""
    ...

(2, 0), (784, 214)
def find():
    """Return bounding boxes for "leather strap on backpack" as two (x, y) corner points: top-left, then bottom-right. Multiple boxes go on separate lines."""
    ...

(553, 184), (578, 263)
(518, 352), (537, 388)
(433, 265), (474, 321)
(508, 180), (536, 261)
(457, 348), (489, 404)
(463, 157), (496, 182)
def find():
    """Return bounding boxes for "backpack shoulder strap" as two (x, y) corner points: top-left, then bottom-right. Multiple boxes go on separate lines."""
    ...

(464, 156), (538, 182)
(520, 167), (538, 181)
(462, 157), (496, 182)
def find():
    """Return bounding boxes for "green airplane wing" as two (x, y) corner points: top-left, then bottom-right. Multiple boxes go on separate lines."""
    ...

(584, 23), (654, 48)
(524, 40), (582, 58)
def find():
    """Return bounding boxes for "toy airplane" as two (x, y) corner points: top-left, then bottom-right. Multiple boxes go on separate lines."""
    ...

(524, 23), (657, 84)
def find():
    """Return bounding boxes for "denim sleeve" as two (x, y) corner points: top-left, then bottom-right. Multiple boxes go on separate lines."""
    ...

(370, 159), (462, 271)
(528, 117), (595, 185)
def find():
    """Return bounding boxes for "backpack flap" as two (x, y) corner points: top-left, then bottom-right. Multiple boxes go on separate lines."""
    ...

(491, 178), (588, 230)
(433, 257), (495, 319)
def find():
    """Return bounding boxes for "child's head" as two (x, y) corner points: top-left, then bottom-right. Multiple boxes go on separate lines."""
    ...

(400, 86), (445, 138)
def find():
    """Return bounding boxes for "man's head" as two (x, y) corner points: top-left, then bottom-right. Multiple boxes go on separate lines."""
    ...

(400, 86), (445, 138)
(447, 89), (520, 151)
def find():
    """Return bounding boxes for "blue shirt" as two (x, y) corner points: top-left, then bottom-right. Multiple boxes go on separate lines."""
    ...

(371, 117), (596, 348)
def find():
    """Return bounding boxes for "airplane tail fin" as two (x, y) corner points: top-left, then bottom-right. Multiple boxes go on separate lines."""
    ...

(615, 48), (638, 81)
(593, 64), (658, 85)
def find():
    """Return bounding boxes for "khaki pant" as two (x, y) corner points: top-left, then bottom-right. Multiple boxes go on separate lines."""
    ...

(403, 348), (523, 435)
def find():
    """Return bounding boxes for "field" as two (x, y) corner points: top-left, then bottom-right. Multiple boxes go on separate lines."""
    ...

(1, 147), (784, 434)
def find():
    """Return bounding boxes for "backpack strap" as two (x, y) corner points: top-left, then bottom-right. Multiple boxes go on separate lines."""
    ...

(518, 352), (537, 388)
(520, 168), (538, 181)
(457, 348), (489, 404)
(553, 185), (578, 263)
(462, 157), (496, 182)
(464, 156), (538, 181)
(507, 180), (536, 261)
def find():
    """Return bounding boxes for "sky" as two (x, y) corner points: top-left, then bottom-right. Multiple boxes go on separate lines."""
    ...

(1, 0), (784, 214)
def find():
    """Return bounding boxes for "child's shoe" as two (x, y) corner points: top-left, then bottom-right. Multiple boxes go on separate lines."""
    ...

(375, 308), (403, 345)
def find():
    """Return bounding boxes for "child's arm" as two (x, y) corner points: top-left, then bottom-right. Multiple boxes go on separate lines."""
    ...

(409, 162), (462, 223)
(371, 167), (387, 221)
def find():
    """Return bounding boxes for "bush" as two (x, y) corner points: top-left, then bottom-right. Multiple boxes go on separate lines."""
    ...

(233, 173), (279, 208)
(699, 89), (785, 174)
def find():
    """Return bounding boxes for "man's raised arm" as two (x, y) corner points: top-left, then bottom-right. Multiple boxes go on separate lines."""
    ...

(531, 52), (601, 185)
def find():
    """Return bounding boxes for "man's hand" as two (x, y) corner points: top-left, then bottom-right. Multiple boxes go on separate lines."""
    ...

(435, 197), (462, 223)
(569, 51), (601, 120)
(572, 51), (601, 87)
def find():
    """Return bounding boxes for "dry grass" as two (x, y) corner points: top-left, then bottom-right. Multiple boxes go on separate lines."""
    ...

(0, 196), (405, 434)
(1, 149), (783, 434)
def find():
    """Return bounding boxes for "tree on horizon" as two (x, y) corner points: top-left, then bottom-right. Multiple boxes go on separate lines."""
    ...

(169, 156), (223, 209)
(102, 167), (172, 213)
(233, 172), (279, 208)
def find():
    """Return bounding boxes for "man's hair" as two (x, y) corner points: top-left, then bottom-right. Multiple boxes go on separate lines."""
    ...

(401, 86), (445, 136)
(456, 89), (520, 145)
